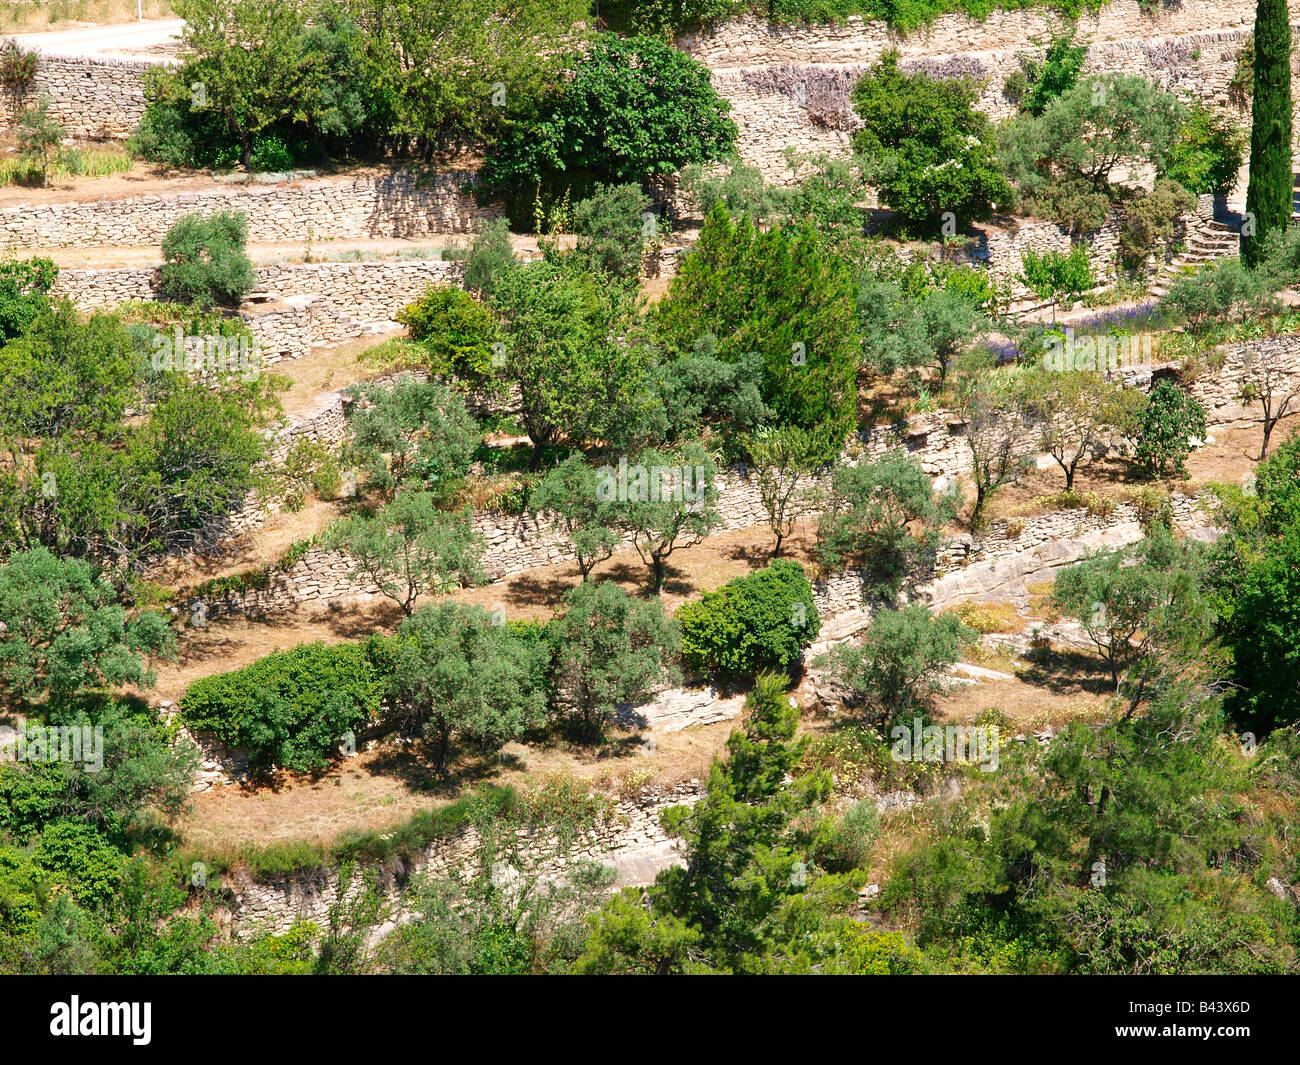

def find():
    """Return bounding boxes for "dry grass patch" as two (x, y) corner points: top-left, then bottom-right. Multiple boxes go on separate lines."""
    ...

(936, 672), (1113, 731)
(944, 600), (1026, 635)
(1026, 580), (1061, 623)
(2, 0), (174, 31)
(178, 706), (729, 853)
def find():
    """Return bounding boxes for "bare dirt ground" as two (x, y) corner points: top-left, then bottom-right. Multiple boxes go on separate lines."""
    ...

(0, 160), (478, 211)
(161, 500), (1120, 852)
(180, 716), (730, 853)
(156, 389), (1287, 853)
(34, 232), (559, 270)
(273, 333), (407, 415)
(977, 411), (1298, 524)
(0, 160), (249, 209)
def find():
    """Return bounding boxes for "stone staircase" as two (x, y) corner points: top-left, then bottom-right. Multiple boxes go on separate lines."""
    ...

(1148, 216), (1242, 299)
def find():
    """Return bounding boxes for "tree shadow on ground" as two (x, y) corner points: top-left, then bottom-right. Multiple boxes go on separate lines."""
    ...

(1016, 645), (1116, 696)
(363, 742), (511, 795)
(723, 540), (777, 566)
(318, 597), (406, 638)
(501, 571), (576, 609)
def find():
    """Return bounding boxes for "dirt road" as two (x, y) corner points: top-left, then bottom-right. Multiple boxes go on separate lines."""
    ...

(7, 17), (183, 61)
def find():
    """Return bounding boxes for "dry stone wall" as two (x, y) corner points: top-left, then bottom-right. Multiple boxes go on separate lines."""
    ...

(224, 782), (702, 938)
(2, 170), (497, 248)
(191, 328), (1294, 618)
(53, 257), (463, 315)
(1, 52), (153, 138)
(680, 2), (1263, 68)
(54, 257), (465, 365)
(1185, 334), (1300, 430)
(706, 26), (1266, 182)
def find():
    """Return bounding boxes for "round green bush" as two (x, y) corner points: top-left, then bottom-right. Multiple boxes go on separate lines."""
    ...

(676, 559), (820, 678)
(179, 641), (385, 773)
(158, 210), (258, 309)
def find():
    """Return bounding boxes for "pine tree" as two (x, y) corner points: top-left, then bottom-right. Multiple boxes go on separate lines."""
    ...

(1243, 0), (1293, 267)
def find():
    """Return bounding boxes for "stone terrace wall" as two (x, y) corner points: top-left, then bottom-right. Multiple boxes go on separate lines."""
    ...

(811, 489), (1212, 621)
(190, 327), (1297, 617)
(53, 257), (465, 364)
(1, 170), (498, 248)
(1, 52), (153, 139)
(680, 1), (1264, 67)
(225, 782), (702, 937)
(691, 3), (1281, 184)
(1185, 333), (1300, 430)
(54, 257), (461, 315)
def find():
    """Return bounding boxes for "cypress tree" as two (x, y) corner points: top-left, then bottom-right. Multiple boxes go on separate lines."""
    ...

(1243, 0), (1294, 267)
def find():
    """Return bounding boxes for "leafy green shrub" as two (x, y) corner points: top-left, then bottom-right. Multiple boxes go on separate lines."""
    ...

(549, 580), (680, 737)
(1000, 74), (1183, 234)
(396, 286), (500, 384)
(480, 35), (735, 217)
(573, 183), (652, 280)
(1002, 69), (1030, 107)
(16, 96), (63, 187)
(1015, 30), (1086, 117)
(1017, 245), (1094, 319)
(601, 0), (747, 33)
(343, 375), (479, 501)
(1132, 380), (1207, 479)
(851, 51), (1011, 233)
(815, 603), (976, 728)
(1157, 257), (1274, 331)
(656, 205), (858, 447)
(676, 559), (819, 678)
(129, 95), (241, 171)
(35, 820), (124, 909)
(0, 40), (39, 90)
(816, 798), (879, 873)
(1119, 178), (1197, 269)
(278, 438), (341, 509)
(386, 602), (550, 771)
(462, 218), (517, 297)
(158, 211), (257, 309)
(249, 133), (295, 172)
(179, 641), (385, 773)
(1164, 104), (1248, 196)
(814, 450), (954, 595)
(679, 156), (787, 225)
(0, 255), (57, 342)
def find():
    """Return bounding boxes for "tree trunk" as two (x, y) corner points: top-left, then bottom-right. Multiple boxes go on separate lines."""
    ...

(434, 727), (451, 774)
(651, 556), (666, 593)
